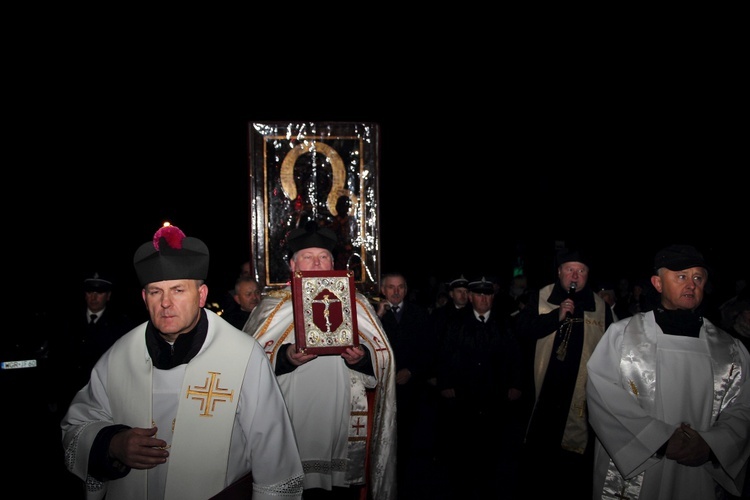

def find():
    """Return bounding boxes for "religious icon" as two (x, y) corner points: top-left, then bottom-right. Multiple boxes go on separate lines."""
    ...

(291, 270), (359, 355)
(248, 122), (380, 293)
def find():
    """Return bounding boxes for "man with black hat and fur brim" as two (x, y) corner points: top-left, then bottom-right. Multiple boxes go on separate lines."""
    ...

(587, 244), (750, 499)
(243, 222), (397, 500)
(515, 248), (614, 499)
(61, 224), (304, 500)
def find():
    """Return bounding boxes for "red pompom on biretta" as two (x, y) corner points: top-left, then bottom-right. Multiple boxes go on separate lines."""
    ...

(133, 223), (209, 287)
(153, 225), (186, 251)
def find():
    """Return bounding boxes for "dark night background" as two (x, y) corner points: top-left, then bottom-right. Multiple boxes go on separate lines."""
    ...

(18, 79), (747, 324)
(7, 30), (747, 498)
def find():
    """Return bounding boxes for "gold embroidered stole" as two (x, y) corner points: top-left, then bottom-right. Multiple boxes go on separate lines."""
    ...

(537, 283), (606, 453)
(107, 311), (254, 500)
(165, 327), (253, 499)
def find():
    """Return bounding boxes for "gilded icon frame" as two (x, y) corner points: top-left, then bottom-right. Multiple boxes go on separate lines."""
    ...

(248, 122), (380, 294)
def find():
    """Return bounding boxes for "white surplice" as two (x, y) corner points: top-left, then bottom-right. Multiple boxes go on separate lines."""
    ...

(62, 309), (304, 500)
(587, 312), (750, 499)
(244, 288), (397, 500)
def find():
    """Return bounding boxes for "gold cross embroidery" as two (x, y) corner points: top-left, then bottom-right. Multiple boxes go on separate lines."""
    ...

(186, 371), (234, 417)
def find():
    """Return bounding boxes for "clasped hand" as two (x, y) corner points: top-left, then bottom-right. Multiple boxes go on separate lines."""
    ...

(664, 423), (711, 466)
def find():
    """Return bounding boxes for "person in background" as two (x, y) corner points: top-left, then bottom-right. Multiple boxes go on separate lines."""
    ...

(596, 282), (623, 322)
(436, 276), (524, 498)
(426, 275), (471, 388)
(222, 275), (262, 330)
(429, 290), (450, 313)
(627, 278), (658, 316)
(515, 248), (613, 499)
(218, 260), (253, 315)
(429, 275), (470, 338)
(376, 271), (430, 499)
(52, 272), (137, 416)
(493, 273), (530, 324)
(587, 244), (750, 499)
(61, 224), (304, 500)
(243, 223), (397, 500)
(720, 284), (750, 352)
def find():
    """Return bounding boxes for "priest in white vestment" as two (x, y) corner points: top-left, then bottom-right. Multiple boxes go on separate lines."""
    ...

(61, 224), (304, 500)
(587, 245), (750, 499)
(243, 223), (397, 500)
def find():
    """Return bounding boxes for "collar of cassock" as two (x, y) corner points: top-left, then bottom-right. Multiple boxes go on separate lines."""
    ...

(146, 308), (209, 369)
(654, 306), (703, 337)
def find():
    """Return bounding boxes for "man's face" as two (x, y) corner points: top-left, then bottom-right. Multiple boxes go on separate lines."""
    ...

(85, 290), (110, 312)
(652, 267), (706, 311)
(450, 287), (469, 307)
(234, 280), (262, 312)
(142, 279), (206, 336)
(381, 277), (406, 305)
(290, 248), (333, 272)
(469, 291), (493, 314)
(557, 261), (589, 291)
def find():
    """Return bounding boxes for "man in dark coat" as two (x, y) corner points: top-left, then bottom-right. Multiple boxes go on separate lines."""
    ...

(515, 249), (613, 499)
(436, 277), (524, 498)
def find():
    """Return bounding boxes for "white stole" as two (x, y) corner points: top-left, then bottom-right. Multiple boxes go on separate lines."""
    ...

(107, 310), (254, 500)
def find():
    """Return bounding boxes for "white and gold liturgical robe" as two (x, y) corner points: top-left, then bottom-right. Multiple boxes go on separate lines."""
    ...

(62, 309), (304, 500)
(587, 312), (750, 499)
(243, 287), (397, 500)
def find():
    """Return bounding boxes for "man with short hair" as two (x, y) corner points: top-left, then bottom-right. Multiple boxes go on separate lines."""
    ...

(243, 223), (397, 500)
(376, 271), (430, 498)
(61, 224), (303, 500)
(587, 244), (750, 499)
(223, 275), (262, 330)
(515, 249), (613, 499)
(54, 272), (137, 416)
(436, 276), (524, 498)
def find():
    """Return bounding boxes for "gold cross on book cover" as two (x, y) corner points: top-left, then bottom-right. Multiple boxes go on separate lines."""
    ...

(291, 270), (359, 355)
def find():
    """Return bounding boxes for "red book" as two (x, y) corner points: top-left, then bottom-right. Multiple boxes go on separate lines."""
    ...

(291, 270), (359, 355)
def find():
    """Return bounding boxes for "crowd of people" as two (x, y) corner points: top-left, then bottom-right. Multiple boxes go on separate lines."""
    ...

(8, 227), (749, 499)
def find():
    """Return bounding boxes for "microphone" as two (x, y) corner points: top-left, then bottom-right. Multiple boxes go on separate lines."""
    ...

(566, 282), (577, 318)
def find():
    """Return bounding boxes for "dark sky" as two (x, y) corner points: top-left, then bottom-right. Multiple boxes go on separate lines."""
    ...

(23, 91), (747, 319)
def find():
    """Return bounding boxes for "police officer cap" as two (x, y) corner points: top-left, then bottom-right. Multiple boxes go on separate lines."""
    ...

(653, 244), (707, 273)
(448, 275), (469, 290)
(468, 277), (494, 295)
(83, 272), (113, 292)
(286, 221), (337, 254)
(133, 224), (209, 287)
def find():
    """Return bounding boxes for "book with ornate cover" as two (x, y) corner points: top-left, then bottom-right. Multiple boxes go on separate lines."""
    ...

(291, 270), (359, 355)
